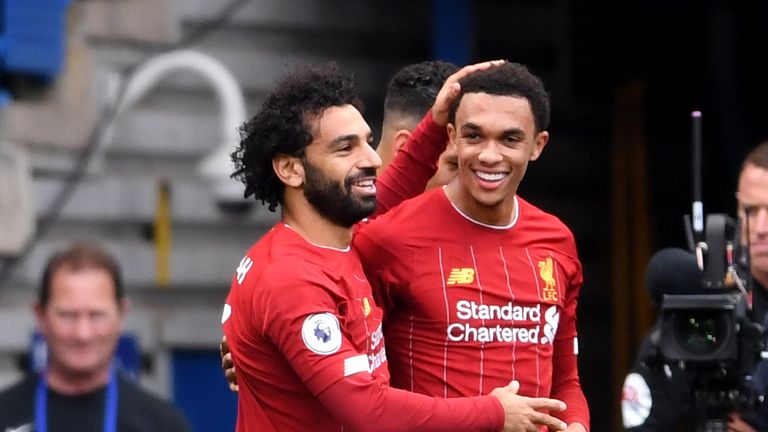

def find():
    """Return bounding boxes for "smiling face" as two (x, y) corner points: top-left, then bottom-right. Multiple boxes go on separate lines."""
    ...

(446, 93), (548, 224)
(301, 104), (382, 227)
(35, 266), (125, 384)
(737, 163), (768, 281)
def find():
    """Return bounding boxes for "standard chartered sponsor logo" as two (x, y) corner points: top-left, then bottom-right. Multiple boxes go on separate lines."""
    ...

(368, 323), (387, 372)
(448, 300), (559, 345)
(456, 300), (541, 321)
(369, 346), (387, 372)
(370, 323), (384, 350)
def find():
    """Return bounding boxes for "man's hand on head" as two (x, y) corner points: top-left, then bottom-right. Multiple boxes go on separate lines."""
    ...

(431, 59), (506, 127)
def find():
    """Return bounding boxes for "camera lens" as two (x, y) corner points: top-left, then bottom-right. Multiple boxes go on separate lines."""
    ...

(673, 310), (730, 356)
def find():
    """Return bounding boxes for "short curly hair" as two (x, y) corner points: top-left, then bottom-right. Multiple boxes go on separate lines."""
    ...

(231, 63), (363, 211)
(448, 62), (550, 133)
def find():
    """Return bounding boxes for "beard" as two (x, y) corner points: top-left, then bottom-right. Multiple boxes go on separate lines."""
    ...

(302, 161), (377, 227)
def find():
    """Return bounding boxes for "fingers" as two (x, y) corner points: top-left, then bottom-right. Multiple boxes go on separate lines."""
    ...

(493, 384), (568, 432)
(431, 59), (506, 126)
(224, 362), (239, 393)
(222, 352), (234, 369)
(448, 59), (506, 84)
(528, 411), (567, 431)
(220, 337), (240, 393)
(506, 380), (520, 393)
(527, 396), (567, 412)
(220, 335), (229, 357)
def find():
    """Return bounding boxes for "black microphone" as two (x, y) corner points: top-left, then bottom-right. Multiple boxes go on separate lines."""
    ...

(645, 247), (703, 306)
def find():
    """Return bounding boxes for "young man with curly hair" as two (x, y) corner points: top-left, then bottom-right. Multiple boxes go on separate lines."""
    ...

(222, 61), (570, 432)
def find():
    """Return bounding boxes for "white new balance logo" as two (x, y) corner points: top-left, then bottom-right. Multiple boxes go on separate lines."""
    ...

(236, 256), (253, 285)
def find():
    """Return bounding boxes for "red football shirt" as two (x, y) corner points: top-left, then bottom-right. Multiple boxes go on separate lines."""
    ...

(223, 224), (504, 431)
(354, 188), (591, 429)
(224, 224), (387, 430)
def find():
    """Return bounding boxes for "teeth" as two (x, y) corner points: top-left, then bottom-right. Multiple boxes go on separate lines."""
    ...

(355, 180), (374, 187)
(476, 171), (505, 181)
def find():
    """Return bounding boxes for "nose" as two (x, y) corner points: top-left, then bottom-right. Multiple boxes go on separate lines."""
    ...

(478, 141), (502, 165)
(73, 314), (95, 340)
(360, 142), (382, 171)
(753, 207), (768, 236)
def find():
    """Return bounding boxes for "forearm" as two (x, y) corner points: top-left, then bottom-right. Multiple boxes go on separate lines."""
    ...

(551, 353), (590, 430)
(317, 374), (503, 431)
(372, 113), (447, 216)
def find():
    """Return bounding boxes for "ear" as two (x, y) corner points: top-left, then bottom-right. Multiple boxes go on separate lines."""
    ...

(447, 123), (458, 144)
(33, 303), (46, 332)
(392, 129), (412, 153)
(272, 154), (305, 188)
(529, 131), (549, 161)
(119, 298), (131, 316)
(118, 298), (131, 330)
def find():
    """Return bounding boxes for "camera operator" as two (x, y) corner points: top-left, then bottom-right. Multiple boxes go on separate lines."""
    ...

(622, 141), (768, 432)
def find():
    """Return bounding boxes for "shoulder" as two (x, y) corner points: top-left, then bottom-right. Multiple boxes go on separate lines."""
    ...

(118, 376), (191, 430)
(0, 375), (36, 428)
(518, 197), (578, 245)
(247, 245), (351, 313)
(518, 197), (572, 231)
(231, 225), (329, 298)
(358, 188), (444, 237)
(0, 374), (36, 404)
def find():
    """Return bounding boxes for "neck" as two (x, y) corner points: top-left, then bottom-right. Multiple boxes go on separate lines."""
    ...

(444, 182), (517, 226)
(282, 193), (353, 249)
(46, 362), (111, 395)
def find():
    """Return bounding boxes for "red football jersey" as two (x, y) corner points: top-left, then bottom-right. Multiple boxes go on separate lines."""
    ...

(223, 223), (505, 432)
(354, 188), (590, 428)
(223, 224), (389, 431)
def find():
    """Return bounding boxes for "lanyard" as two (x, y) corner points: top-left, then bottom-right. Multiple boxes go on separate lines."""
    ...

(35, 366), (119, 432)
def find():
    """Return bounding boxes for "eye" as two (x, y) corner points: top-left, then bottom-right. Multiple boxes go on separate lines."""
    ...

(57, 311), (77, 322)
(336, 143), (353, 153)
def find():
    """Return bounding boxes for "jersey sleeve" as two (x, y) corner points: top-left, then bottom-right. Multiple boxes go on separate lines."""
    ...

(372, 113), (447, 217)
(259, 271), (376, 394)
(317, 372), (504, 432)
(550, 246), (590, 429)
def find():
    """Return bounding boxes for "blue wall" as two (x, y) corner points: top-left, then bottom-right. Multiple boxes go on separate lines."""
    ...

(173, 349), (237, 432)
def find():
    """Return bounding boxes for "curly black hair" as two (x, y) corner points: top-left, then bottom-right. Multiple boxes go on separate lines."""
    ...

(231, 63), (363, 211)
(448, 62), (551, 133)
(384, 60), (459, 120)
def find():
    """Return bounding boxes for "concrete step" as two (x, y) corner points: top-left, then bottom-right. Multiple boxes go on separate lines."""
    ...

(32, 171), (273, 225)
(9, 222), (271, 290)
